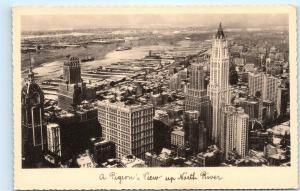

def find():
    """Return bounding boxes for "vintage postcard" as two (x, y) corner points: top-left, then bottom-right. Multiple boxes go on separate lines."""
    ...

(13, 5), (298, 190)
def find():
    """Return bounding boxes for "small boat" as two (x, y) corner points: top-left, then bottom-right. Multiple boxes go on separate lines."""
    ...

(81, 56), (95, 62)
(115, 46), (132, 51)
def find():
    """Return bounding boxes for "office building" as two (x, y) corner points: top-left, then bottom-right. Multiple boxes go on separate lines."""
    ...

(196, 145), (222, 167)
(222, 106), (249, 159)
(171, 130), (185, 147)
(89, 137), (116, 164)
(97, 100), (154, 158)
(150, 93), (163, 107)
(248, 72), (264, 97)
(169, 73), (179, 90)
(249, 130), (269, 151)
(178, 68), (188, 82)
(185, 90), (211, 140)
(189, 64), (206, 90)
(262, 100), (275, 122)
(58, 56), (87, 111)
(55, 102), (101, 162)
(76, 150), (97, 168)
(276, 87), (289, 117)
(183, 110), (206, 153)
(207, 23), (232, 146)
(153, 110), (171, 153)
(185, 63), (212, 142)
(235, 97), (263, 121)
(135, 82), (144, 97)
(244, 63), (256, 72)
(248, 72), (282, 103)
(47, 123), (61, 157)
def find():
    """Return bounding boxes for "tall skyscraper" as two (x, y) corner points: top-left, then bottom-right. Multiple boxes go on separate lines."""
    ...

(222, 106), (249, 159)
(21, 67), (47, 166)
(58, 56), (87, 111)
(207, 23), (232, 146)
(189, 64), (206, 90)
(183, 110), (206, 153)
(63, 56), (82, 84)
(97, 100), (154, 159)
(184, 63), (212, 142)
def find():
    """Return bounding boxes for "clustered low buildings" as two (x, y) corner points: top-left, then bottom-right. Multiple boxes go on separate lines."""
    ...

(21, 24), (290, 168)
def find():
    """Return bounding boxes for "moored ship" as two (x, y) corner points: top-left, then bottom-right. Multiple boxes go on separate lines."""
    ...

(81, 56), (95, 62)
(115, 46), (132, 51)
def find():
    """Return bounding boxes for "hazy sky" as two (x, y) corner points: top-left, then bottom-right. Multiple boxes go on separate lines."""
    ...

(21, 14), (288, 31)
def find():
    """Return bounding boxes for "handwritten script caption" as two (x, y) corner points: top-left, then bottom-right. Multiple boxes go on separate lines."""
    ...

(99, 171), (223, 184)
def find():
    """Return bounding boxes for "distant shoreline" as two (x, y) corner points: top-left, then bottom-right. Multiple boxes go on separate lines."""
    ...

(21, 43), (118, 71)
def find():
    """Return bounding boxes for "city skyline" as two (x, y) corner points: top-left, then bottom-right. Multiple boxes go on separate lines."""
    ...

(21, 14), (288, 31)
(20, 15), (291, 169)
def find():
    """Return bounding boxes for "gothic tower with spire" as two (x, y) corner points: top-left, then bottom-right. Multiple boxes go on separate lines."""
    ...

(207, 23), (232, 149)
(21, 60), (46, 167)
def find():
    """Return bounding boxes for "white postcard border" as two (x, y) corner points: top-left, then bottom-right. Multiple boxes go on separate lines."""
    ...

(13, 5), (298, 190)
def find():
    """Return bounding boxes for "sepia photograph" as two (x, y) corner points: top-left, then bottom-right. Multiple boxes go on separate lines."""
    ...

(13, 5), (298, 190)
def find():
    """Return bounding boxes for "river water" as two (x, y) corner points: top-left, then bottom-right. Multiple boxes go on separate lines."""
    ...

(28, 38), (204, 82)
(31, 43), (176, 80)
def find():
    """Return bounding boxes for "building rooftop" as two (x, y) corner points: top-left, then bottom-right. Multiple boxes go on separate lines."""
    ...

(267, 121), (290, 136)
(90, 137), (111, 146)
(47, 123), (60, 129)
(154, 110), (169, 120)
(59, 112), (75, 118)
(151, 93), (161, 98)
(120, 155), (146, 168)
(171, 130), (184, 136)
(269, 153), (286, 160)
(97, 99), (153, 111)
(64, 56), (80, 67)
(161, 148), (172, 156)
(76, 152), (97, 168)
